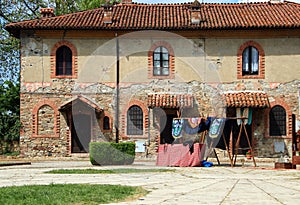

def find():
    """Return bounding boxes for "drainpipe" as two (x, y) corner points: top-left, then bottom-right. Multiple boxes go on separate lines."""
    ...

(115, 32), (120, 143)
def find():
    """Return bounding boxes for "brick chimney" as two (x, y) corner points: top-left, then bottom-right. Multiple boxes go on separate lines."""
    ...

(103, 5), (113, 24)
(190, 0), (201, 25)
(40, 8), (55, 18)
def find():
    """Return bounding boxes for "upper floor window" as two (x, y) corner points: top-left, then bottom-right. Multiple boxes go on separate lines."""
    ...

(242, 46), (259, 75)
(148, 41), (175, 79)
(50, 41), (78, 79)
(56, 46), (72, 76)
(153, 46), (169, 76)
(127, 105), (143, 135)
(237, 41), (265, 79)
(269, 105), (286, 136)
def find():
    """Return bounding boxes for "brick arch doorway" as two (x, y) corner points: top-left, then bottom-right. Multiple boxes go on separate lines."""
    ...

(59, 96), (103, 154)
(71, 113), (91, 153)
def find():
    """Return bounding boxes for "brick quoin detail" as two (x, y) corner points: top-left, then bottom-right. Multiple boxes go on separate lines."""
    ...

(148, 41), (175, 79)
(264, 98), (292, 138)
(32, 99), (60, 138)
(121, 100), (148, 139)
(50, 40), (78, 79)
(237, 41), (265, 79)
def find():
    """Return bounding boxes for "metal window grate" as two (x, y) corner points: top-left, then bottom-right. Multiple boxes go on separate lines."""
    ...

(269, 105), (286, 136)
(127, 105), (143, 135)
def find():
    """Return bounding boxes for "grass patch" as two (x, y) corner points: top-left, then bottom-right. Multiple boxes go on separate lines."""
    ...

(0, 184), (147, 205)
(45, 168), (175, 174)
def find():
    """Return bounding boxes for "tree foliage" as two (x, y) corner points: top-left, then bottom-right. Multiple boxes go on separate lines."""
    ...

(0, 0), (112, 153)
(0, 81), (20, 153)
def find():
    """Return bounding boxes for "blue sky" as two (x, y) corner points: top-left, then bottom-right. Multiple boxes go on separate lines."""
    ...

(135, 0), (300, 3)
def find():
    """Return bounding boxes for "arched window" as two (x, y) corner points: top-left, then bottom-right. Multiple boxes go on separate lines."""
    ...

(127, 105), (143, 135)
(153, 46), (169, 76)
(269, 105), (286, 136)
(242, 46), (259, 75)
(237, 41), (265, 79)
(56, 45), (72, 76)
(103, 116), (110, 130)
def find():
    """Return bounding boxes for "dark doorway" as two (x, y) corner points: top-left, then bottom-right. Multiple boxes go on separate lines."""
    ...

(71, 114), (91, 153)
(159, 109), (178, 144)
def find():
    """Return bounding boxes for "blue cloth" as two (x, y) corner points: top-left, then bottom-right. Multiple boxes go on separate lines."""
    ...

(201, 160), (213, 167)
(198, 117), (212, 133)
(183, 119), (199, 135)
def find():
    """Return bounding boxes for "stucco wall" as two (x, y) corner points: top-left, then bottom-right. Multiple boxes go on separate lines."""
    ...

(21, 34), (300, 84)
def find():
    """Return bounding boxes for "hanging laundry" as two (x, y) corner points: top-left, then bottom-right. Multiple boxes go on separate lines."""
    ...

(198, 117), (212, 133)
(208, 118), (226, 139)
(172, 118), (184, 138)
(188, 118), (202, 128)
(247, 108), (252, 125)
(205, 118), (226, 160)
(236, 108), (242, 125)
(243, 108), (249, 125)
(183, 118), (201, 135)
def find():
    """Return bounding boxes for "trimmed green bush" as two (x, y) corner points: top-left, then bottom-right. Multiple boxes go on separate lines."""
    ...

(90, 142), (135, 165)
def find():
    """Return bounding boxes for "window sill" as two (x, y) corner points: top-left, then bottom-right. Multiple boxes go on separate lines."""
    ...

(51, 75), (77, 79)
(148, 75), (173, 79)
(237, 75), (264, 79)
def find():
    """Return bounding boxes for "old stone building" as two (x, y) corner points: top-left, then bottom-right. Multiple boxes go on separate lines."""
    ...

(5, 0), (300, 158)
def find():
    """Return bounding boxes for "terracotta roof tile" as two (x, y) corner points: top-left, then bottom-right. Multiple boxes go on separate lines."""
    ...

(5, 2), (300, 37)
(148, 93), (194, 108)
(224, 91), (269, 108)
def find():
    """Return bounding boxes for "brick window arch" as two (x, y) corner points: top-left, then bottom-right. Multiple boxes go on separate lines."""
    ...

(50, 41), (78, 79)
(148, 41), (175, 79)
(264, 98), (292, 138)
(121, 100), (148, 139)
(32, 100), (60, 138)
(237, 41), (265, 79)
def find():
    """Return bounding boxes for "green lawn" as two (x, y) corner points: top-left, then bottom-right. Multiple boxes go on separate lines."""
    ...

(45, 168), (175, 174)
(0, 184), (147, 205)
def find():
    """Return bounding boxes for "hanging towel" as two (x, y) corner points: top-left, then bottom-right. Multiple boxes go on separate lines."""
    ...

(247, 108), (253, 125)
(172, 118), (184, 138)
(243, 108), (249, 125)
(208, 118), (225, 139)
(236, 108), (242, 125)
